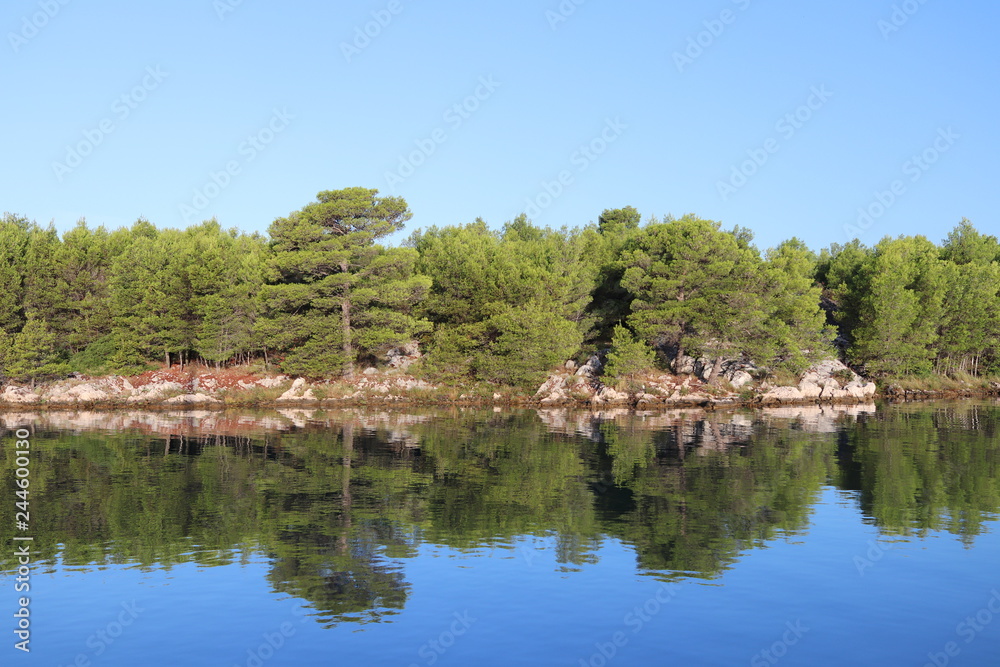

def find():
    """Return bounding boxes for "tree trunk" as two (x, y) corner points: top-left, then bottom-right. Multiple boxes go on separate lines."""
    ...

(340, 262), (354, 379)
(706, 356), (725, 384)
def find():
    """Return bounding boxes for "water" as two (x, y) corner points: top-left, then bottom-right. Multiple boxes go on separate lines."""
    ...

(2, 402), (999, 666)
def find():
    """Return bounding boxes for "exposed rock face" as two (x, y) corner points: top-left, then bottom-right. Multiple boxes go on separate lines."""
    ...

(387, 341), (422, 370)
(575, 355), (603, 379)
(798, 380), (823, 398)
(277, 378), (317, 401)
(127, 381), (185, 403)
(762, 386), (804, 403)
(592, 385), (629, 404)
(730, 371), (754, 389)
(46, 383), (111, 403)
(1, 386), (41, 404)
(163, 393), (221, 405)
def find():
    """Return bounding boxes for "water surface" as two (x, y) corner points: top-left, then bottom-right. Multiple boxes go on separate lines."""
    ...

(2, 402), (999, 665)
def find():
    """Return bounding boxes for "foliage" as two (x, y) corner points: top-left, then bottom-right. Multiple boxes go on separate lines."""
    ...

(603, 325), (656, 390)
(1, 198), (998, 385)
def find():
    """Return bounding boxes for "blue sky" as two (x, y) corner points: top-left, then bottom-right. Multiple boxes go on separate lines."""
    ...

(2, 0), (997, 252)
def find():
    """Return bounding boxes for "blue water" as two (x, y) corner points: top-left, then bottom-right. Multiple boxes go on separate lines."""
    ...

(3, 404), (999, 665)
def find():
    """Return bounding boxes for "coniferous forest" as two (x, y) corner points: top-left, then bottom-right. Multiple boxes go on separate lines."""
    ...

(1, 186), (998, 388)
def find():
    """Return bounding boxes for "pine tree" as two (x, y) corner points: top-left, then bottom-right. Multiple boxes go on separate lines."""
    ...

(603, 325), (656, 390)
(849, 236), (945, 376)
(621, 215), (771, 380)
(265, 188), (431, 377)
(4, 316), (67, 386)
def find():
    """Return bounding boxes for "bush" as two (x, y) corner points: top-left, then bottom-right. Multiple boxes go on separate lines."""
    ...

(472, 304), (582, 388)
(68, 335), (118, 375)
(603, 325), (655, 390)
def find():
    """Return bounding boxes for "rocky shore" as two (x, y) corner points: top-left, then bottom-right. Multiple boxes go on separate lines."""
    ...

(2, 356), (997, 411)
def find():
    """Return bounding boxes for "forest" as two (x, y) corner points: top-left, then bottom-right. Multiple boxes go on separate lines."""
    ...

(1, 186), (998, 388)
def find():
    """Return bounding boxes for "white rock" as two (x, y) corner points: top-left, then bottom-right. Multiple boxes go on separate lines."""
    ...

(535, 375), (567, 398)
(2, 386), (42, 404)
(163, 393), (221, 405)
(730, 371), (754, 389)
(763, 386), (804, 403)
(798, 380), (823, 399)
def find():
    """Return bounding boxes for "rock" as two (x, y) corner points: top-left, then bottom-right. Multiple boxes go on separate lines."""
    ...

(798, 380), (823, 399)
(593, 385), (629, 404)
(805, 359), (860, 383)
(63, 384), (110, 403)
(762, 386), (804, 403)
(256, 376), (287, 389)
(862, 382), (877, 398)
(672, 355), (697, 375)
(163, 393), (221, 405)
(819, 379), (841, 399)
(730, 371), (754, 389)
(842, 381), (868, 400)
(278, 378), (312, 401)
(493, 393), (502, 400)
(535, 375), (567, 398)
(565, 360), (578, 371)
(127, 381), (184, 402)
(540, 391), (566, 404)
(575, 354), (603, 378)
(363, 367), (378, 376)
(695, 358), (714, 382)
(387, 341), (422, 370)
(1, 386), (42, 404)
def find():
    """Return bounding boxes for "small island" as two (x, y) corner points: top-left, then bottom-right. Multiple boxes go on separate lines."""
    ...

(3, 187), (999, 409)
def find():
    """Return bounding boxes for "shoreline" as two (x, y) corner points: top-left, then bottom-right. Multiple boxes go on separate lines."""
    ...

(1, 378), (998, 413)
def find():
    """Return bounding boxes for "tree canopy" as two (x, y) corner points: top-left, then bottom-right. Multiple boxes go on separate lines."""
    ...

(1, 192), (998, 385)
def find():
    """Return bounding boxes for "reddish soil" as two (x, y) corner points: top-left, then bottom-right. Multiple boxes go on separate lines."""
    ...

(124, 364), (266, 390)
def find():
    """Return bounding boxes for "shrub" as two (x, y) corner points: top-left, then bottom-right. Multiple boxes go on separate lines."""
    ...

(603, 325), (655, 390)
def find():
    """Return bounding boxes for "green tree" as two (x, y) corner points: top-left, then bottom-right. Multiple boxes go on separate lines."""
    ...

(603, 325), (656, 390)
(621, 215), (771, 381)
(3, 315), (67, 385)
(265, 188), (431, 377)
(470, 302), (583, 387)
(0, 213), (33, 333)
(849, 236), (945, 376)
(763, 238), (834, 371)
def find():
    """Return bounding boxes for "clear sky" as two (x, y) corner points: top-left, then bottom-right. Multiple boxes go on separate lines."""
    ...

(2, 0), (997, 252)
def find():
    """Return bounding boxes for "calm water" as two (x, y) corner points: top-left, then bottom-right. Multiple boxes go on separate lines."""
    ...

(2, 402), (999, 666)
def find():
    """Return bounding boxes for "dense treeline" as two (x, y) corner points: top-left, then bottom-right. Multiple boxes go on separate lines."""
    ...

(1, 187), (998, 386)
